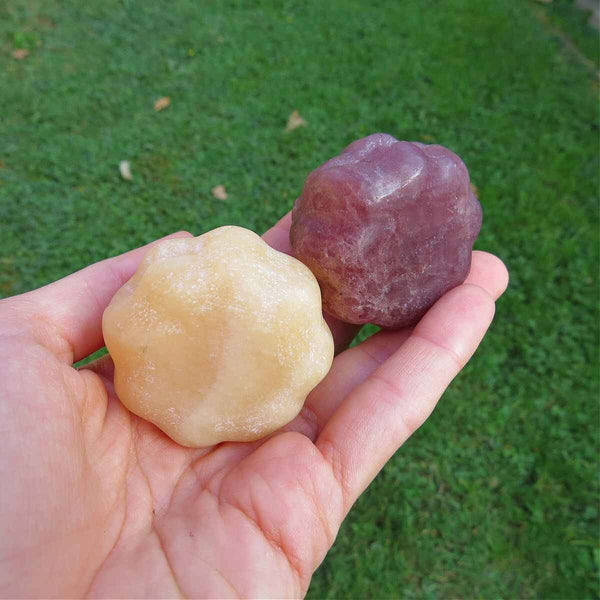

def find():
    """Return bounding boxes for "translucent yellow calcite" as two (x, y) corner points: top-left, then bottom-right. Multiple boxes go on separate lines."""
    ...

(102, 226), (333, 447)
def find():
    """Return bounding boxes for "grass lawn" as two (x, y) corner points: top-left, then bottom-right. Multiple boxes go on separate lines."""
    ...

(1, 0), (598, 597)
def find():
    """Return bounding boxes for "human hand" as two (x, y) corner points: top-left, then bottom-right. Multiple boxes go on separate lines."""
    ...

(0, 213), (508, 598)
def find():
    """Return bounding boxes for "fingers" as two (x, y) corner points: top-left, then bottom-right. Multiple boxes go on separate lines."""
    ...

(299, 328), (412, 439)
(464, 250), (509, 298)
(261, 212), (293, 255)
(83, 353), (115, 381)
(13, 231), (193, 364)
(303, 251), (508, 437)
(323, 313), (362, 356)
(315, 256), (507, 513)
(262, 212), (360, 354)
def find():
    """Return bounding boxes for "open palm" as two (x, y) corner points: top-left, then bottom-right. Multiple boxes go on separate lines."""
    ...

(0, 213), (507, 599)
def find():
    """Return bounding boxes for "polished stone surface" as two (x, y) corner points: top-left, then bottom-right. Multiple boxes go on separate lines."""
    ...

(103, 226), (333, 446)
(290, 134), (482, 328)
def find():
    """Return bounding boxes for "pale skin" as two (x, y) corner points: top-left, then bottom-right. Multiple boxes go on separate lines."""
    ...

(0, 213), (508, 599)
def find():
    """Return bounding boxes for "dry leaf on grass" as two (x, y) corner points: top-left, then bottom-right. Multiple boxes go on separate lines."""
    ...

(285, 110), (307, 132)
(11, 49), (29, 60)
(420, 134), (435, 142)
(471, 183), (479, 196)
(154, 96), (171, 111)
(119, 160), (133, 181)
(211, 185), (228, 200)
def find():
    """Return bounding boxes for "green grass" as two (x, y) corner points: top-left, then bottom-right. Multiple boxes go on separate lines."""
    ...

(1, 0), (598, 597)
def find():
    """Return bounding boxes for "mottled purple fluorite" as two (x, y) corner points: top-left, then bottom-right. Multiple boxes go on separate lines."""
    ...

(290, 134), (482, 329)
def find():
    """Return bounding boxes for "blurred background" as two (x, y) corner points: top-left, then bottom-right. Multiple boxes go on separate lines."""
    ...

(1, 0), (598, 597)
